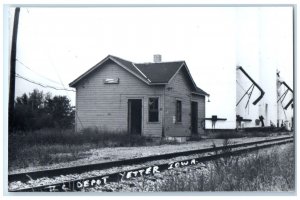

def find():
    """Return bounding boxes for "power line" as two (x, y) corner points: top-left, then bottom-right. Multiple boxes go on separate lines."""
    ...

(50, 68), (84, 130)
(15, 48), (82, 129)
(50, 60), (65, 88)
(15, 73), (76, 92)
(16, 58), (62, 85)
(47, 52), (84, 130)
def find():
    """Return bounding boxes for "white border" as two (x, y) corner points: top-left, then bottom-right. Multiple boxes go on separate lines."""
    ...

(1, 1), (299, 200)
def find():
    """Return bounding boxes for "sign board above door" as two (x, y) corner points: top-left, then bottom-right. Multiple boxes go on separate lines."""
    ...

(104, 78), (119, 84)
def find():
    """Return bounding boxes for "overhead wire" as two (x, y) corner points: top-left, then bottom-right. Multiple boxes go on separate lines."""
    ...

(48, 57), (66, 89)
(16, 58), (62, 85)
(15, 66), (83, 129)
(47, 54), (84, 130)
(15, 8), (83, 130)
(15, 73), (75, 92)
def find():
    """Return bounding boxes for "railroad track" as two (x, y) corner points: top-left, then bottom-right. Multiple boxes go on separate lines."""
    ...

(9, 135), (293, 192)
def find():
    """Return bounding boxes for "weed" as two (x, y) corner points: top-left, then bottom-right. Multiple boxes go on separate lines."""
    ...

(8, 128), (153, 170)
(188, 135), (202, 141)
(154, 144), (294, 191)
(209, 131), (244, 139)
(206, 129), (292, 139)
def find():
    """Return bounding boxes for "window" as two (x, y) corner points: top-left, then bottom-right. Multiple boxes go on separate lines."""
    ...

(176, 100), (182, 122)
(148, 97), (159, 122)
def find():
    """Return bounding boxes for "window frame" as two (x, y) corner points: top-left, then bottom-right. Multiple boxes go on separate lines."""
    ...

(148, 97), (159, 123)
(176, 100), (182, 123)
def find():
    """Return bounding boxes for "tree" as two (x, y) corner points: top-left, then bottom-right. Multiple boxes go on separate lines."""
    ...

(46, 96), (74, 129)
(28, 89), (44, 110)
(14, 93), (31, 131)
(13, 89), (74, 132)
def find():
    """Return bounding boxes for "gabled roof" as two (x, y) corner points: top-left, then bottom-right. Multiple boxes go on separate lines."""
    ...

(69, 55), (208, 96)
(134, 62), (184, 83)
(109, 55), (148, 82)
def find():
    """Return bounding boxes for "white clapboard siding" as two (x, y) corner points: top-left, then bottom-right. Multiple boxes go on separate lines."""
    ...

(163, 68), (205, 137)
(75, 60), (164, 137)
(75, 59), (206, 137)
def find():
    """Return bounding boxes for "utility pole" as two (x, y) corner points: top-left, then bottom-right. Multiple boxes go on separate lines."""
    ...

(9, 7), (20, 134)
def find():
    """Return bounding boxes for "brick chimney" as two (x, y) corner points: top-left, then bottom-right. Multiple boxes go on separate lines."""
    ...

(153, 54), (162, 63)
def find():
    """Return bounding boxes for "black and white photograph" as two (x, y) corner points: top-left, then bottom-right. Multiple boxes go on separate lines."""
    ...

(4, 3), (296, 194)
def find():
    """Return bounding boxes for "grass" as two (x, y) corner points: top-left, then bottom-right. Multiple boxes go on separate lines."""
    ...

(86, 140), (294, 192)
(8, 128), (154, 170)
(152, 143), (295, 191)
(8, 128), (183, 170)
(89, 143), (294, 192)
(9, 127), (293, 172)
(10, 128), (153, 146)
(206, 129), (291, 139)
(208, 131), (245, 139)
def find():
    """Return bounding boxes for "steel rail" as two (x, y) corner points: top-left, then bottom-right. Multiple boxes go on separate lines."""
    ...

(8, 136), (293, 183)
(9, 137), (293, 192)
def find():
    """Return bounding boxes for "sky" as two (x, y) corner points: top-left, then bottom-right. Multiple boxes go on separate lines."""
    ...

(7, 6), (293, 113)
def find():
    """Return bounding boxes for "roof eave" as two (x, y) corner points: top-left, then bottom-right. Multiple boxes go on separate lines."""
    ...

(165, 61), (209, 96)
(69, 55), (151, 88)
(149, 82), (168, 85)
(191, 92), (209, 96)
(109, 57), (150, 85)
(181, 61), (199, 90)
(166, 62), (185, 84)
(69, 55), (111, 88)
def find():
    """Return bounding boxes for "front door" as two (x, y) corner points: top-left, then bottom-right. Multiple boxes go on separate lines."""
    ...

(128, 99), (142, 135)
(191, 101), (198, 135)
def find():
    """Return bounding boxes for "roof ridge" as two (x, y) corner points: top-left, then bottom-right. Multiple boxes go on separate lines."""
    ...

(70, 54), (208, 96)
(109, 55), (185, 65)
(132, 63), (151, 82)
(109, 55), (134, 64)
(136, 60), (185, 65)
(109, 55), (150, 84)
